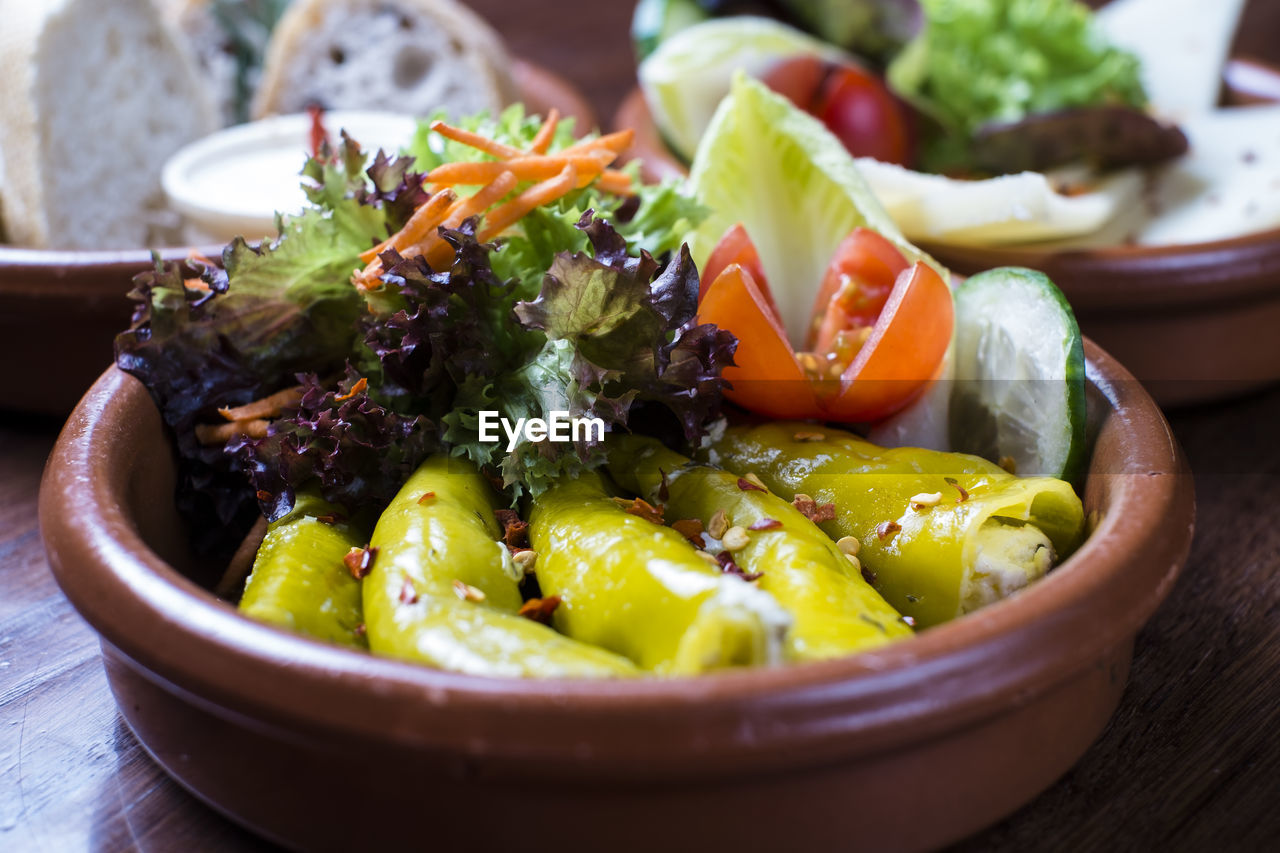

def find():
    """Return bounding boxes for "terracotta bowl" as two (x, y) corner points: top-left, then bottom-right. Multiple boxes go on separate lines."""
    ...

(0, 59), (594, 417)
(614, 58), (1280, 408)
(39, 339), (1193, 852)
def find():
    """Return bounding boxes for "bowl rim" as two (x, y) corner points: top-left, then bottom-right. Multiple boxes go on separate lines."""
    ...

(38, 339), (1194, 775)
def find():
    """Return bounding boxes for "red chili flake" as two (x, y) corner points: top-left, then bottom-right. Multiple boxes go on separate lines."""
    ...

(255, 490), (272, 503)
(658, 468), (671, 503)
(861, 565), (878, 586)
(518, 595), (561, 625)
(748, 518), (783, 531)
(494, 509), (529, 548)
(716, 550), (763, 582)
(671, 518), (706, 548)
(417, 491), (436, 504)
(611, 496), (665, 525)
(944, 477), (969, 503)
(737, 477), (767, 493)
(307, 102), (329, 159)
(314, 513), (346, 525)
(343, 545), (377, 579)
(793, 495), (836, 524)
(876, 521), (901, 540)
(334, 376), (368, 402)
(398, 577), (419, 604)
(353, 622), (367, 637)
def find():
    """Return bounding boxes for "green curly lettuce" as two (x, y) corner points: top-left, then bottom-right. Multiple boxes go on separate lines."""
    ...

(889, 0), (1148, 167)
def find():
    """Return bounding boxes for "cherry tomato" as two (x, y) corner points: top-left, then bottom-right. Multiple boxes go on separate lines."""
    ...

(761, 56), (915, 166)
(758, 55), (827, 113)
(697, 225), (952, 423)
(700, 223), (777, 318)
(808, 227), (911, 352)
(697, 264), (818, 420)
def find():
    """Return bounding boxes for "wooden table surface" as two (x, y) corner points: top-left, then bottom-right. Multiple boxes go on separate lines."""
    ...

(4, 2), (1280, 850)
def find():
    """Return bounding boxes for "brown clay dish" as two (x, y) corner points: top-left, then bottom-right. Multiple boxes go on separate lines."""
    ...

(0, 60), (595, 417)
(614, 58), (1280, 408)
(39, 339), (1193, 852)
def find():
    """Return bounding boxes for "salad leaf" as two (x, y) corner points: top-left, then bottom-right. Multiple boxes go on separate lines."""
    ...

(231, 369), (439, 521)
(300, 132), (422, 246)
(117, 106), (732, 545)
(888, 0), (1147, 167)
(115, 250), (363, 554)
(685, 72), (936, 346)
(361, 221), (535, 410)
(443, 214), (736, 497)
(115, 141), (390, 551)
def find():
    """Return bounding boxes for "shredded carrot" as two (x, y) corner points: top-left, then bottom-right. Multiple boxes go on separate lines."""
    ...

(477, 164), (578, 243)
(427, 150), (615, 187)
(358, 189), (457, 264)
(218, 385), (305, 422)
(562, 128), (635, 156)
(352, 264), (383, 291)
(430, 120), (523, 159)
(335, 377), (368, 402)
(195, 418), (270, 445)
(595, 169), (635, 195)
(529, 108), (560, 154)
(419, 170), (520, 269)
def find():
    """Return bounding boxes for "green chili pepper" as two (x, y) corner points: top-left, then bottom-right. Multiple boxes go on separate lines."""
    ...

(239, 492), (367, 648)
(364, 455), (637, 679)
(528, 470), (792, 674)
(607, 435), (912, 661)
(704, 422), (1087, 629)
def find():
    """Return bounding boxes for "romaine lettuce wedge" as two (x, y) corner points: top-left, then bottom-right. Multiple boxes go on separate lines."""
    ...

(685, 73), (939, 346)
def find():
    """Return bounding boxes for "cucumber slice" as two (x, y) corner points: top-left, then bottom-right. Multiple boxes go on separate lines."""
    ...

(632, 0), (709, 62)
(949, 267), (1087, 482)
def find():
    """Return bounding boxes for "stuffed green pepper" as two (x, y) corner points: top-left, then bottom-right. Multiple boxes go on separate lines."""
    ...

(607, 435), (912, 661)
(529, 470), (792, 674)
(239, 492), (367, 648)
(703, 422), (1086, 628)
(365, 456), (636, 678)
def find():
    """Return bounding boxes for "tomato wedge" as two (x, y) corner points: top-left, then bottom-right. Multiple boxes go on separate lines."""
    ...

(824, 261), (953, 422)
(701, 224), (768, 299)
(807, 227), (911, 352)
(696, 264), (818, 419)
(698, 225), (953, 423)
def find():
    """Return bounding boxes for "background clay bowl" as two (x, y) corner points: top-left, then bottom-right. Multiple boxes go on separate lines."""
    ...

(39, 340), (1193, 852)
(0, 60), (594, 417)
(614, 58), (1280, 408)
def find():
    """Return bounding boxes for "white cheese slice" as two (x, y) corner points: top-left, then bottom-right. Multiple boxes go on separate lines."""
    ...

(1095, 0), (1246, 121)
(854, 157), (1144, 246)
(1131, 105), (1280, 246)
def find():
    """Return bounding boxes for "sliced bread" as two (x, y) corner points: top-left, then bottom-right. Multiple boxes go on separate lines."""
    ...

(252, 0), (517, 120)
(0, 0), (218, 249)
(163, 0), (293, 126)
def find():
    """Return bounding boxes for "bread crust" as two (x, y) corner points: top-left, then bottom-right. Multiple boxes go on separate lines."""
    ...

(253, 0), (518, 120)
(0, 0), (217, 248)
